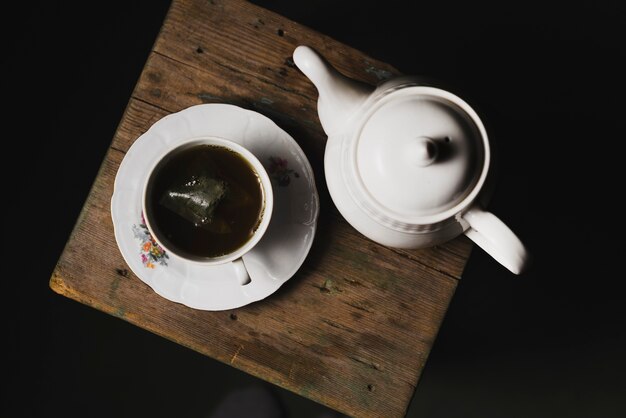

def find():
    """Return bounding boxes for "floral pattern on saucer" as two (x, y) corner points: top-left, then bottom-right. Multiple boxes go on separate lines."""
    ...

(132, 213), (169, 268)
(268, 156), (299, 186)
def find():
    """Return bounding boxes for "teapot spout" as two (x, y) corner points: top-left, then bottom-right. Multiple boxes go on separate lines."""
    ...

(294, 45), (373, 135)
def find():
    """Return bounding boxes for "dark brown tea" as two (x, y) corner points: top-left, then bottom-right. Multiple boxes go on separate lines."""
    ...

(147, 144), (264, 258)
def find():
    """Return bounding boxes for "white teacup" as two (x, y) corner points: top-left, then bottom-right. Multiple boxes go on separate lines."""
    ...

(142, 136), (273, 265)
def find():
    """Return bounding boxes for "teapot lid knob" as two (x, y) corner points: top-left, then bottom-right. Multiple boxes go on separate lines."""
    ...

(414, 136), (438, 167)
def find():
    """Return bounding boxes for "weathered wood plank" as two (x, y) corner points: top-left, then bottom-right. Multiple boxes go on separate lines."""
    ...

(155, 0), (397, 95)
(50, 1), (474, 417)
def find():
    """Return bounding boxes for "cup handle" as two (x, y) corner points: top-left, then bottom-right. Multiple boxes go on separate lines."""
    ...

(232, 258), (251, 285)
(463, 206), (531, 275)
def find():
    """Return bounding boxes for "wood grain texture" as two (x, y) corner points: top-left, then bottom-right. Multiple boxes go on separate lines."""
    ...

(50, 1), (473, 417)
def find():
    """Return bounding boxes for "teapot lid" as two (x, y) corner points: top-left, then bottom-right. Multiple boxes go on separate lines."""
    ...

(352, 86), (489, 222)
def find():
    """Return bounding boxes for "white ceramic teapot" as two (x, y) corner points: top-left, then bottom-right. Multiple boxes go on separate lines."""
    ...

(293, 45), (530, 274)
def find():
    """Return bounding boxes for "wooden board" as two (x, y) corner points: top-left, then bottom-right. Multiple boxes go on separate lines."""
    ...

(50, 1), (473, 417)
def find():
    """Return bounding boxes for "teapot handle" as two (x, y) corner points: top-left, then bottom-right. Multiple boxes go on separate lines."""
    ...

(463, 206), (531, 274)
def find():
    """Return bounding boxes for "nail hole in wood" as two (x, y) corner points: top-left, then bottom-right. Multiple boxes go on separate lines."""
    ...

(196, 46), (204, 54)
(230, 313), (238, 320)
(277, 29), (284, 37)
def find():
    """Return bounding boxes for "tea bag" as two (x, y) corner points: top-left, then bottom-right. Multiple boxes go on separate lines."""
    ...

(160, 175), (231, 233)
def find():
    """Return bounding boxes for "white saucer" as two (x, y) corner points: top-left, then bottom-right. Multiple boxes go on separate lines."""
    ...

(111, 104), (319, 310)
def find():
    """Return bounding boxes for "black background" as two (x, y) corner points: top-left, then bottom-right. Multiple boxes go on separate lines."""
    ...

(3, 1), (625, 417)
